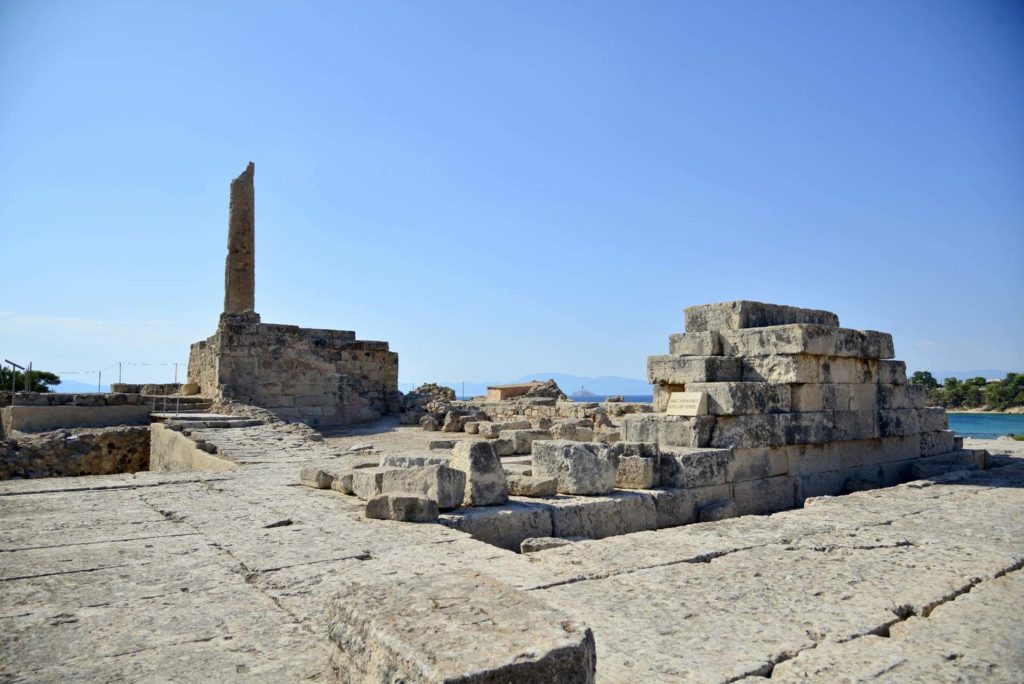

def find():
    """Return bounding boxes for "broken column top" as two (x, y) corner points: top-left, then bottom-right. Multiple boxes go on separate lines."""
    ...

(224, 162), (255, 315)
(684, 301), (839, 333)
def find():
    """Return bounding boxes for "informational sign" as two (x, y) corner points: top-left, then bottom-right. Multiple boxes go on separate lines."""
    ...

(666, 391), (708, 416)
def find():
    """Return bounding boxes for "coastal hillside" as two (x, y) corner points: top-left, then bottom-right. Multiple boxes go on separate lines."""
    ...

(911, 371), (1024, 413)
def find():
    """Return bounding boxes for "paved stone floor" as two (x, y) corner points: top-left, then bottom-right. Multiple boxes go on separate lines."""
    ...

(1, 423), (1022, 682)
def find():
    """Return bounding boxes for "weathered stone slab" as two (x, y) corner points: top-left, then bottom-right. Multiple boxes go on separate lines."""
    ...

(649, 483), (733, 527)
(521, 537), (584, 553)
(492, 438), (515, 456)
(784, 442), (840, 477)
(379, 464), (466, 510)
(547, 491), (657, 539)
(427, 439), (456, 450)
(832, 410), (879, 441)
(439, 502), (553, 550)
(668, 331), (722, 356)
(329, 471), (355, 494)
(698, 498), (738, 522)
(451, 441), (509, 506)
(658, 447), (733, 488)
(684, 301), (839, 332)
(507, 474), (558, 498)
(327, 571), (596, 682)
(878, 408), (920, 438)
(720, 324), (838, 357)
(646, 355), (742, 384)
(733, 475), (796, 515)
(350, 467), (399, 500)
(621, 414), (715, 448)
(877, 359), (907, 384)
(611, 442), (660, 489)
(920, 430), (956, 457)
(727, 447), (789, 482)
(364, 494), (439, 522)
(532, 441), (619, 495)
(499, 429), (552, 455)
(918, 407), (948, 433)
(687, 381), (790, 415)
(710, 414), (786, 448)
(379, 454), (450, 468)
(298, 466), (334, 489)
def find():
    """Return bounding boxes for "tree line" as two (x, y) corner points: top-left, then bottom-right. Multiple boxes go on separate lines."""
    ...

(909, 371), (1024, 411)
(0, 368), (62, 393)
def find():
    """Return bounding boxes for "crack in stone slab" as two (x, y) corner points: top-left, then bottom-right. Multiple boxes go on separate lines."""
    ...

(0, 531), (201, 553)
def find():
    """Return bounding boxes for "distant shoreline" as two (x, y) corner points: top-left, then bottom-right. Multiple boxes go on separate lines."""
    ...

(947, 408), (1024, 416)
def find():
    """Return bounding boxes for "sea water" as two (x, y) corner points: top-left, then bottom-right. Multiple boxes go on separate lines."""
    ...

(947, 413), (1024, 439)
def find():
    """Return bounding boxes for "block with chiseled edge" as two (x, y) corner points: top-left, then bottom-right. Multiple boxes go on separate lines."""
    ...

(684, 300), (839, 332)
(647, 355), (742, 384)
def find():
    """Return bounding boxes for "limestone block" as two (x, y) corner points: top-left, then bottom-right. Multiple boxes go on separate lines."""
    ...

(698, 498), (738, 522)
(877, 384), (909, 409)
(500, 420), (533, 430)
(327, 571), (596, 682)
(381, 454), (451, 468)
(881, 433), (921, 462)
(507, 474), (558, 498)
(647, 355), (742, 384)
(710, 414), (786, 449)
(832, 410), (879, 441)
(847, 383), (878, 411)
(687, 381), (790, 415)
(720, 324), (837, 357)
(918, 407), (948, 433)
(621, 414), (715, 448)
(920, 430), (956, 457)
(649, 483), (732, 527)
(428, 440), (456, 451)
(878, 409), (920, 438)
(741, 355), (821, 384)
(298, 466), (334, 489)
(521, 537), (583, 553)
(547, 491), (657, 539)
(684, 301), (839, 332)
(668, 331), (722, 356)
(329, 471), (355, 494)
(351, 467), (398, 500)
(611, 442), (661, 489)
(531, 441), (619, 495)
(821, 357), (876, 384)
(727, 447), (788, 482)
(790, 383), (856, 412)
(784, 442), (840, 477)
(834, 438), (891, 470)
(379, 464), (466, 510)
(795, 470), (848, 502)
(499, 429), (552, 455)
(865, 330), (896, 359)
(420, 415), (440, 431)
(905, 383), (927, 408)
(659, 447), (732, 488)
(492, 438), (515, 456)
(732, 475), (796, 516)
(877, 360), (907, 385)
(651, 383), (683, 412)
(364, 494), (439, 522)
(451, 441), (509, 506)
(438, 502), (553, 551)
(441, 411), (465, 432)
(477, 421), (499, 438)
(464, 421), (480, 434)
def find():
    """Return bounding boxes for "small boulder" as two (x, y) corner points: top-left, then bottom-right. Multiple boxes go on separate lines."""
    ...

(299, 466), (335, 490)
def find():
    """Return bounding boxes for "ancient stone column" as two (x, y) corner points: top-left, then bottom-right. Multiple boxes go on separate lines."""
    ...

(224, 162), (255, 314)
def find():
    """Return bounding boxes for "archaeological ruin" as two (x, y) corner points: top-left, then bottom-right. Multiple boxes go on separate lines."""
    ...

(187, 163), (399, 426)
(1, 165), (1021, 682)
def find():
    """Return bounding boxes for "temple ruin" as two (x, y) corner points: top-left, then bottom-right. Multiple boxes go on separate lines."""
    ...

(186, 163), (399, 426)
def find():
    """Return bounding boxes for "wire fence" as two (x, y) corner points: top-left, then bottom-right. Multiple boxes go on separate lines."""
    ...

(4, 359), (188, 394)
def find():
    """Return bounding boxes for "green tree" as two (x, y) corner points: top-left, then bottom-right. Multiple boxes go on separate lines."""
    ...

(909, 370), (939, 389)
(0, 368), (62, 393)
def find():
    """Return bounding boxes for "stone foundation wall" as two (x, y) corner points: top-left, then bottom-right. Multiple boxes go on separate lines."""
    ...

(188, 313), (398, 427)
(0, 425), (150, 479)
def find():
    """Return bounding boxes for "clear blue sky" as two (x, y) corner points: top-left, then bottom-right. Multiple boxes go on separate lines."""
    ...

(1, 1), (1022, 389)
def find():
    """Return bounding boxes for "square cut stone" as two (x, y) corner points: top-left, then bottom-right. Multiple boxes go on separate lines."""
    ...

(649, 483), (733, 528)
(820, 357), (876, 384)
(299, 466), (335, 489)
(498, 429), (552, 455)
(351, 467), (399, 500)
(379, 464), (466, 510)
(621, 414), (715, 448)
(877, 360), (907, 385)
(781, 412), (835, 446)
(658, 447), (733, 488)
(611, 442), (661, 489)
(918, 407), (948, 432)
(832, 410), (879, 441)
(710, 414), (787, 449)
(741, 355), (823, 384)
(726, 447), (789, 482)
(668, 331), (722, 356)
(686, 382), (790, 415)
(531, 441), (619, 495)
(847, 383), (879, 411)
(733, 475), (796, 516)
(647, 355), (742, 384)
(684, 301), (839, 332)
(834, 438), (891, 470)
(327, 571), (596, 682)
(878, 409), (920, 438)
(451, 441), (509, 506)
(546, 491), (657, 539)
(920, 430), (956, 456)
(905, 384), (928, 408)
(784, 443), (840, 477)
(439, 502), (552, 550)
(506, 474), (558, 498)
(719, 324), (838, 357)
(364, 494), (439, 522)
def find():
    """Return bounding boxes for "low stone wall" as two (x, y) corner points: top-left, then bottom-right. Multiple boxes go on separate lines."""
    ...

(0, 426), (150, 479)
(188, 312), (399, 427)
(431, 399), (653, 424)
(149, 423), (238, 473)
(0, 391), (151, 408)
(2, 404), (153, 435)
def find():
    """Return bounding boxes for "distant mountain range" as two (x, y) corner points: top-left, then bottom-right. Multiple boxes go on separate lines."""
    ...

(44, 379), (110, 393)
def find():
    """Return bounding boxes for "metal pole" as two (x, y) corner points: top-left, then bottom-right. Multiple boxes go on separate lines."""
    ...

(97, 370), (101, 394)
(118, 362), (122, 384)
(24, 362), (31, 392)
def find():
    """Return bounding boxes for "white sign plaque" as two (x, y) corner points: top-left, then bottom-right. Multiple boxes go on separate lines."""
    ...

(666, 391), (708, 416)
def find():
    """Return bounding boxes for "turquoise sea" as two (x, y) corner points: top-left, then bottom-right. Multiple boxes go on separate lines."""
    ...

(947, 413), (1024, 439)
(568, 395), (1023, 439)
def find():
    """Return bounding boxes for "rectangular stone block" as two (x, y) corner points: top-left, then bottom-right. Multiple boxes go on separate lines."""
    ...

(877, 360), (907, 385)
(612, 442), (660, 489)
(820, 357), (876, 384)
(621, 414), (715, 448)
(732, 476), (796, 516)
(878, 409), (919, 438)
(710, 414), (786, 448)
(834, 438), (890, 470)
(905, 384), (927, 408)
(327, 571), (596, 682)
(719, 324), (837, 357)
(379, 464), (466, 510)
(795, 470), (847, 502)
(847, 383), (878, 411)
(685, 301), (839, 332)
(649, 483), (732, 528)
(877, 384), (910, 409)
(351, 467), (399, 500)
(881, 433), (921, 462)
(742, 355), (822, 384)
(918, 407), (948, 432)
(668, 331), (722, 356)
(547, 491), (657, 539)
(686, 382), (790, 415)
(920, 430), (956, 456)
(832, 410), (878, 441)
(784, 443), (840, 477)
(658, 447), (733, 488)
(439, 502), (553, 551)
(647, 355), (742, 384)
(727, 447), (789, 482)
(531, 441), (618, 495)
(499, 429), (552, 455)
(781, 412), (835, 446)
